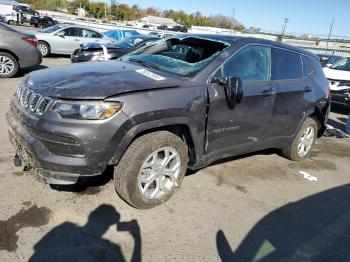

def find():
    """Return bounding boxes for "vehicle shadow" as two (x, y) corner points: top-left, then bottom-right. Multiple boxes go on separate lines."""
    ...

(29, 204), (142, 262)
(15, 65), (48, 77)
(216, 183), (350, 261)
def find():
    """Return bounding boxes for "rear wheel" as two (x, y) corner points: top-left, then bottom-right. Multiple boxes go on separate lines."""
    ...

(38, 41), (50, 57)
(7, 20), (15, 25)
(0, 52), (18, 78)
(282, 118), (318, 161)
(114, 131), (188, 209)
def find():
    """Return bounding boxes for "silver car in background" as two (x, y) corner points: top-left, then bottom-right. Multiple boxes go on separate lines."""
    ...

(36, 24), (117, 57)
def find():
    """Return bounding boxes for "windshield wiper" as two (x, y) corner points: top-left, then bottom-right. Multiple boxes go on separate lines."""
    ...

(128, 58), (159, 70)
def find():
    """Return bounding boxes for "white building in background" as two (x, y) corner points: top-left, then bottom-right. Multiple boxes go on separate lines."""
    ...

(76, 7), (86, 17)
(129, 15), (179, 28)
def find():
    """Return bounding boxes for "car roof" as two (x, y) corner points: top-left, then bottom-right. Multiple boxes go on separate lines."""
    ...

(57, 23), (101, 31)
(172, 34), (319, 60)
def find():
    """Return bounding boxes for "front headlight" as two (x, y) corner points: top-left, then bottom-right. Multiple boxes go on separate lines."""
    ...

(51, 101), (122, 120)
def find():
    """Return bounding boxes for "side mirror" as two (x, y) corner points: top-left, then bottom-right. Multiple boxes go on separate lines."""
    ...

(56, 31), (65, 37)
(211, 76), (244, 108)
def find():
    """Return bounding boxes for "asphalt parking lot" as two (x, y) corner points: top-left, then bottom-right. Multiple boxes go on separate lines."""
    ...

(1, 56), (350, 261)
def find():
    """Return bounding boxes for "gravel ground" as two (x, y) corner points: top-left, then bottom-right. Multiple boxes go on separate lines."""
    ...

(0, 46), (350, 262)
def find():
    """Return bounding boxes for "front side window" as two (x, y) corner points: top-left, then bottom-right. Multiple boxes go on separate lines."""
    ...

(62, 28), (81, 37)
(271, 48), (302, 80)
(223, 46), (271, 81)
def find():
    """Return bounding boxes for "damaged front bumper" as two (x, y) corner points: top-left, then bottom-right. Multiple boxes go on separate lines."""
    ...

(6, 110), (104, 185)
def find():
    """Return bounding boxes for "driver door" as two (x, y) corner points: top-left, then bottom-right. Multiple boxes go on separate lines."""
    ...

(206, 45), (276, 157)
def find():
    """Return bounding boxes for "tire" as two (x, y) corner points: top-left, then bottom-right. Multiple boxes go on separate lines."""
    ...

(0, 52), (19, 78)
(38, 41), (50, 57)
(114, 131), (189, 209)
(8, 20), (15, 25)
(282, 118), (318, 161)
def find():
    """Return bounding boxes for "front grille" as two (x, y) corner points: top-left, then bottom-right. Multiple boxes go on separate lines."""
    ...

(15, 82), (53, 115)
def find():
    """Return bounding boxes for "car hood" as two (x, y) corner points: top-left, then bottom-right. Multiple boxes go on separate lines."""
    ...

(323, 67), (350, 81)
(25, 61), (182, 99)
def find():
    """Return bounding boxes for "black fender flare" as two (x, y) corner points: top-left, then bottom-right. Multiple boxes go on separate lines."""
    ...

(108, 117), (202, 165)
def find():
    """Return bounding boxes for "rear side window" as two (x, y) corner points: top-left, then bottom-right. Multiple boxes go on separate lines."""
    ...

(223, 46), (271, 81)
(271, 48), (302, 80)
(302, 56), (314, 76)
(81, 29), (102, 38)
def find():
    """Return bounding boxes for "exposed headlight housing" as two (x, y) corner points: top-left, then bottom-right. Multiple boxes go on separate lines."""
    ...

(51, 101), (122, 120)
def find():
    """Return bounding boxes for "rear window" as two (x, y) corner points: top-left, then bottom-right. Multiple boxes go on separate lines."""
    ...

(271, 48), (302, 80)
(303, 55), (327, 79)
(302, 56), (314, 76)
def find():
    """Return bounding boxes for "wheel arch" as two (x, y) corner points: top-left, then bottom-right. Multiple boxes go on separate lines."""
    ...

(0, 49), (19, 63)
(109, 118), (198, 166)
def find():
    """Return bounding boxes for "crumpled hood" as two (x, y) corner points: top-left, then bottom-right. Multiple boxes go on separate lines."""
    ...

(26, 61), (181, 99)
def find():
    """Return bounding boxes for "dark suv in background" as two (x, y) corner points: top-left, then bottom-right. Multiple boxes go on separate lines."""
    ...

(7, 35), (330, 208)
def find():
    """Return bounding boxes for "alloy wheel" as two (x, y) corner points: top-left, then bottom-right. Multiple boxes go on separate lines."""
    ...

(0, 55), (15, 76)
(38, 43), (48, 56)
(297, 126), (315, 157)
(138, 147), (181, 199)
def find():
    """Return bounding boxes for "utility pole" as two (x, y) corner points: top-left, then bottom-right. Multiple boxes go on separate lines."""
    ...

(326, 17), (335, 53)
(231, 8), (235, 35)
(280, 17), (289, 41)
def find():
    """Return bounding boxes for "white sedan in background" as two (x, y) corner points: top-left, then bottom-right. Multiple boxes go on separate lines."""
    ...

(35, 24), (117, 57)
(323, 57), (350, 109)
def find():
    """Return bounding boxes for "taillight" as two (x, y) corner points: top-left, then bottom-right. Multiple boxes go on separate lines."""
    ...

(21, 36), (38, 46)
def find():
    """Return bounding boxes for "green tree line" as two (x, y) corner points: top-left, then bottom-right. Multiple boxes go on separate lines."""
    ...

(17, 0), (245, 30)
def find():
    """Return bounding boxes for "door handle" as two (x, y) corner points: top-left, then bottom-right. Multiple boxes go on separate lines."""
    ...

(261, 89), (275, 97)
(304, 86), (313, 92)
(74, 39), (80, 41)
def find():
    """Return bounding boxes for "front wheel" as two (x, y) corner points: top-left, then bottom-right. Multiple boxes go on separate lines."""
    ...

(114, 131), (189, 209)
(282, 118), (318, 161)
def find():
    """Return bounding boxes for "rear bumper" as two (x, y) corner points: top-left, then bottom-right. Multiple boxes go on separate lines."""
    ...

(19, 47), (42, 69)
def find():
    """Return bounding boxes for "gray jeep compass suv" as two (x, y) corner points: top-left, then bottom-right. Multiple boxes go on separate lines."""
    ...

(7, 35), (330, 208)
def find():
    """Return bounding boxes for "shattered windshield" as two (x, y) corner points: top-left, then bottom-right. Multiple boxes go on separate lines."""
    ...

(121, 37), (230, 77)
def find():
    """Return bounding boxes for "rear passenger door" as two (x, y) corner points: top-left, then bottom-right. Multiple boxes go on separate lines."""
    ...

(206, 45), (275, 157)
(268, 48), (312, 139)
